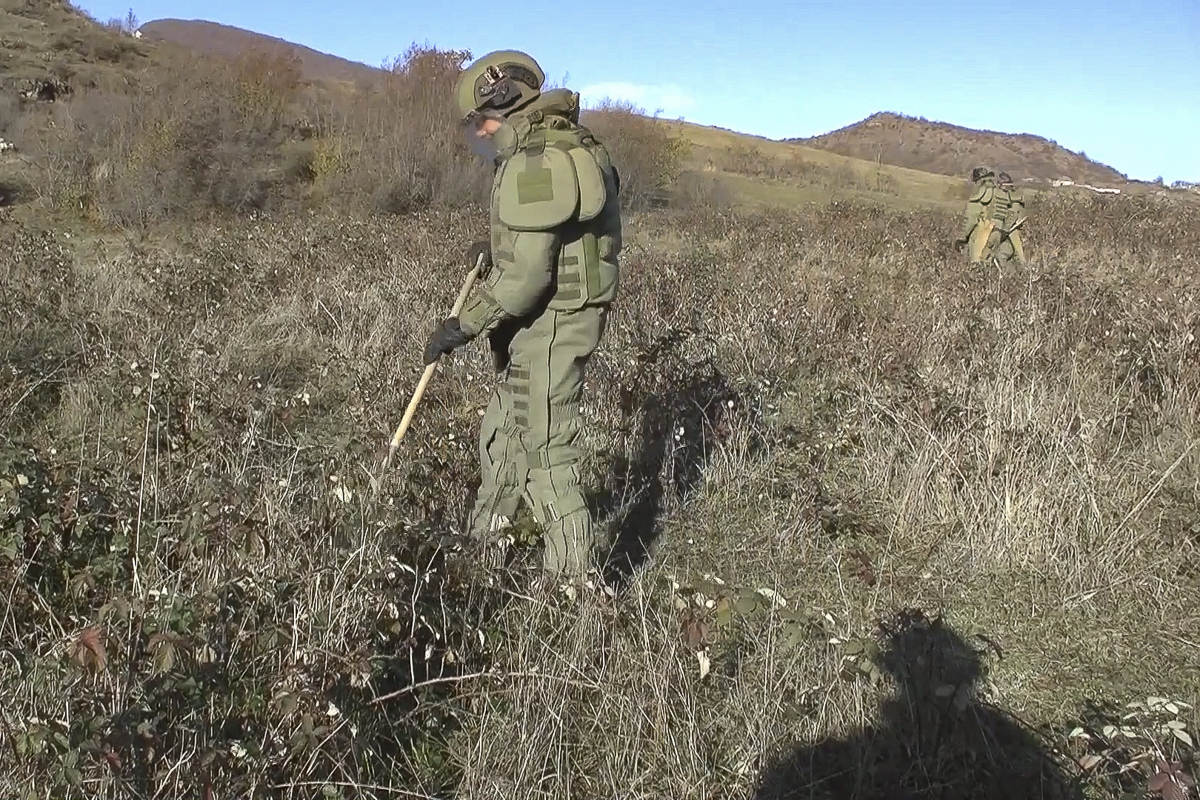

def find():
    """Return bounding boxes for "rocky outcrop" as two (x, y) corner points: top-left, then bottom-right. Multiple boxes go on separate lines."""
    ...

(19, 77), (71, 103)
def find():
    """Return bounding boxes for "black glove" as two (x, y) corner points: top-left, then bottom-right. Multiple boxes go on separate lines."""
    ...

(467, 240), (492, 271)
(424, 317), (471, 365)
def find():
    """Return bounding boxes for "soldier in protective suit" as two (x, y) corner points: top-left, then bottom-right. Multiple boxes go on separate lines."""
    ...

(423, 50), (621, 583)
(988, 171), (1027, 264)
(956, 166), (998, 262)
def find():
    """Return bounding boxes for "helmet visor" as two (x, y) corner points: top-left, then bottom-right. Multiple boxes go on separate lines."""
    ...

(461, 113), (501, 161)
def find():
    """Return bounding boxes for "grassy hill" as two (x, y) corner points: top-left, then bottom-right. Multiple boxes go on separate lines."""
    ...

(665, 119), (968, 212)
(0, 0), (149, 90)
(2, 8), (1199, 800)
(794, 111), (1130, 187)
(139, 18), (384, 86)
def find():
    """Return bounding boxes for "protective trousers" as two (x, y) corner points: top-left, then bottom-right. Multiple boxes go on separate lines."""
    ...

(999, 230), (1026, 263)
(468, 304), (607, 578)
(967, 219), (996, 262)
(984, 228), (1027, 265)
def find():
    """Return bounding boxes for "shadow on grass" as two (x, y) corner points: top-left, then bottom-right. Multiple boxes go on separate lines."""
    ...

(754, 609), (1084, 800)
(593, 346), (758, 590)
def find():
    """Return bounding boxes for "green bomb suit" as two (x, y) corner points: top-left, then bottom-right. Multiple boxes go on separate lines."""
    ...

(431, 51), (622, 579)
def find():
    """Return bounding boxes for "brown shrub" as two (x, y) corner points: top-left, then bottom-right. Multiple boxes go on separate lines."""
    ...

(724, 142), (767, 177)
(13, 43), (496, 226)
(1026, 191), (1200, 263)
(0, 94), (17, 136)
(789, 156), (816, 183)
(582, 99), (691, 210)
(229, 48), (304, 119)
(719, 148), (891, 195)
(304, 44), (491, 215)
(713, 142), (795, 183)
(672, 170), (735, 210)
(15, 49), (307, 226)
(12, 38), (706, 223)
(831, 162), (858, 189)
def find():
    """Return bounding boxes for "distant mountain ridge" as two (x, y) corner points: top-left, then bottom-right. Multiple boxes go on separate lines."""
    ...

(790, 112), (1129, 187)
(138, 18), (384, 85)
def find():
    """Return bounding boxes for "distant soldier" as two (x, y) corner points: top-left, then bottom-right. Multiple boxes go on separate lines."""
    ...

(989, 172), (1027, 264)
(956, 166), (997, 262)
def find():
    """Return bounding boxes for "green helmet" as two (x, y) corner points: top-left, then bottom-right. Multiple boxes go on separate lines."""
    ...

(970, 166), (995, 183)
(454, 50), (546, 122)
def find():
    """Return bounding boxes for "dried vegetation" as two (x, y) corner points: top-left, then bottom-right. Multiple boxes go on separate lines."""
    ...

(1, 18), (1199, 800)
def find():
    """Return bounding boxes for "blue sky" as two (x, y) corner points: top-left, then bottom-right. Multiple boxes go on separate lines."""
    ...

(79, 0), (1199, 183)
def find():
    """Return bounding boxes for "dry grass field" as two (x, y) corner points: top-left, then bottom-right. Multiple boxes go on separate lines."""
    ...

(2, 3), (1199, 799)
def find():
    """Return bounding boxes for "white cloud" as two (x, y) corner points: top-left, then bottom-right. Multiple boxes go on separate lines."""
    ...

(578, 82), (696, 119)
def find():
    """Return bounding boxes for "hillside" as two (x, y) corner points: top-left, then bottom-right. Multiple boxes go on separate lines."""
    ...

(0, 0), (150, 91)
(138, 18), (384, 85)
(663, 119), (967, 212)
(793, 111), (1129, 187)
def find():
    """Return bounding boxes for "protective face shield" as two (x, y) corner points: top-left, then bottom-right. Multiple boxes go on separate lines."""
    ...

(461, 113), (520, 164)
(461, 112), (500, 161)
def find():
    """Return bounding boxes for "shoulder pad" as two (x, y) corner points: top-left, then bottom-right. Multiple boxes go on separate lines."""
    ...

(542, 129), (610, 220)
(497, 147), (579, 231)
(969, 186), (993, 203)
(567, 146), (608, 221)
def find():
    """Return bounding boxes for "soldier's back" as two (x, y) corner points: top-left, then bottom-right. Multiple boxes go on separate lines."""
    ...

(1001, 186), (1025, 229)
